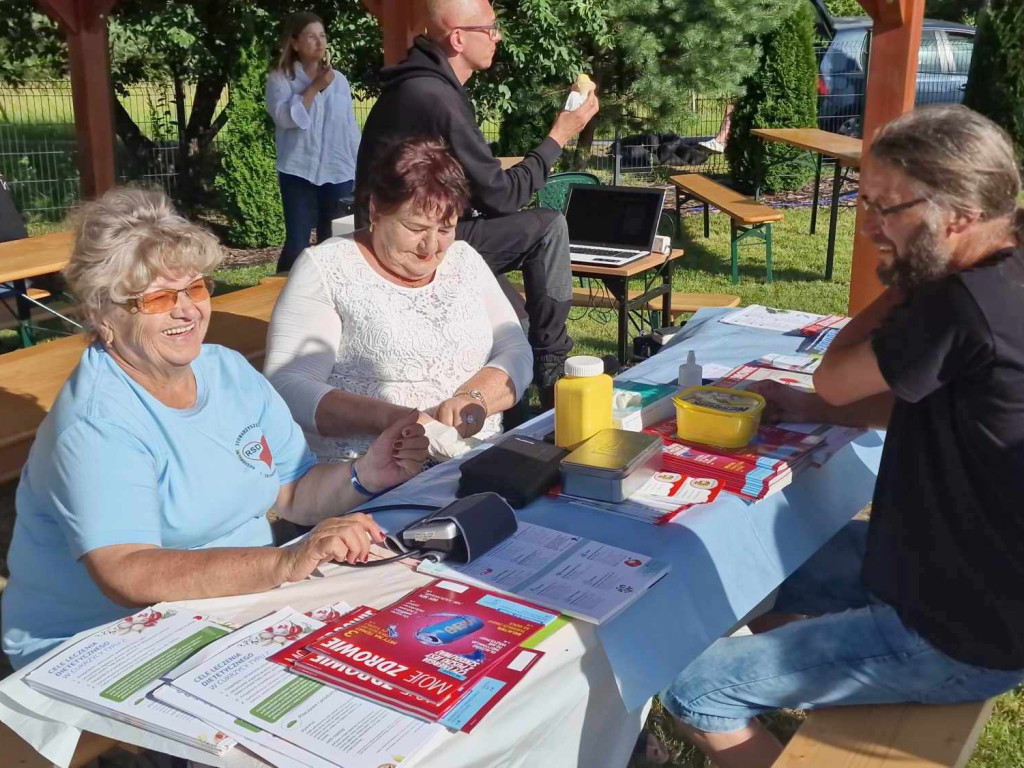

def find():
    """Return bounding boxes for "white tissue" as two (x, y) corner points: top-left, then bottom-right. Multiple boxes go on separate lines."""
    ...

(564, 90), (587, 112)
(612, 390), (643, 409)
(423, 420), (482, 462)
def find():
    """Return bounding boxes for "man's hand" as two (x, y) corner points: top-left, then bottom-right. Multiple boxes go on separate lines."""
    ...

(746, 381), (823, 424)
(435, 393), (487, 438)
(278, 513), (384, 580)
(358, 409), (428, 493)
(548, 92), (599, 147)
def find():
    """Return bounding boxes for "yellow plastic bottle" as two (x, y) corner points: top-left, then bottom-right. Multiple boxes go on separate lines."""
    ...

(555, 356), (613, 450)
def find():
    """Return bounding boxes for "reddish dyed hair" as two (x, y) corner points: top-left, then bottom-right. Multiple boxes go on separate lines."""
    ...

(361, 137), (470, 222)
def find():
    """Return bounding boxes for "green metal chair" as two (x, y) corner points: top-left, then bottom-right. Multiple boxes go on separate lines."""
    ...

(535, 172), (601, 213)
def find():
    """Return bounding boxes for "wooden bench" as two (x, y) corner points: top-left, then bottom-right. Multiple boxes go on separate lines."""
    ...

(0, 279), (284, 484)
(774, 700), (994, 768)
(515, 285), (740, 322)
(670, 173), (784, 284)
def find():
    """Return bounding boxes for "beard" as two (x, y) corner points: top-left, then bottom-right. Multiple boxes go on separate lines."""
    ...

(875, 215), (955, 291)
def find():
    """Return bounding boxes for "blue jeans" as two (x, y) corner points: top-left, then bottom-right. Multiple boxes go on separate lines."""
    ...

(660, 521), (1024, 733)
(277, 173), (354, 273)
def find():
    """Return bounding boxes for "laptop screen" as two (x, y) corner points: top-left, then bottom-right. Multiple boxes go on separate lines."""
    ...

(564, 185), (665, 250)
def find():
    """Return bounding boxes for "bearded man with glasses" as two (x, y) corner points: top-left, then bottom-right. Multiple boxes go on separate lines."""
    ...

(356, 0), (599, 407)
(648, 105), (1024, 768)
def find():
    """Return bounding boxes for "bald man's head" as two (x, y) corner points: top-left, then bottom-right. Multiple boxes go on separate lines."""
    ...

(426, 0), (493, 38)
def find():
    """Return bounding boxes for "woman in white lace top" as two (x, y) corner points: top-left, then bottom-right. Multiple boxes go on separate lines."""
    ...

(264, 137), (532, 461)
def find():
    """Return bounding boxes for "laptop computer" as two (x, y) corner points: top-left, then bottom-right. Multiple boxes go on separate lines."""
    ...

(565, 185), (666, 267)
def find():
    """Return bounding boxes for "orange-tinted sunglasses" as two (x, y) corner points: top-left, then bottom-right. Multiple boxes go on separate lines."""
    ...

(122, 276), (215, 315)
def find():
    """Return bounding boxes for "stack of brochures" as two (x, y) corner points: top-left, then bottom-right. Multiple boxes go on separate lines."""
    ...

(265, 582), (556, 733)
(157, 601), (445, 768)
(24, 606), (236, 756)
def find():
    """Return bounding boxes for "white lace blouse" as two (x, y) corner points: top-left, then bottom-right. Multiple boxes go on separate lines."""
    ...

(264, 238), (533, 460)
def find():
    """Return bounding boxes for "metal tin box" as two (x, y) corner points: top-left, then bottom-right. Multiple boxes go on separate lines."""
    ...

(560, 428), (662, 503)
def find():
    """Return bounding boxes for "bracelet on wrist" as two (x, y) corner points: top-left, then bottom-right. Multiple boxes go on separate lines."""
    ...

(349, 459), (379, 498)
(455, 388), (488, 414)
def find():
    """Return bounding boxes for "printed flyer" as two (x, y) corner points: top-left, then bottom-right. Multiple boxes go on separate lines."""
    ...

(419, 524), (670, 624)
(25, 605), (235, 754)
(168, 606), (443, 768)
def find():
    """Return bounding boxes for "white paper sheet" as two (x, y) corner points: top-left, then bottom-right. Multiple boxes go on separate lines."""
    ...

(719, 304), (824, 333)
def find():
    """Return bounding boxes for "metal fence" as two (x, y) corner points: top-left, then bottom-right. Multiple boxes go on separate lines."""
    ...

(0, 79), (224, 224)
(0, 34), (975, 224)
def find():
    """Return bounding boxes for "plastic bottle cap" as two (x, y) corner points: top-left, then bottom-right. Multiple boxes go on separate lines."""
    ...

(564, 355), (605, 377)
(686, 350), (696, 364)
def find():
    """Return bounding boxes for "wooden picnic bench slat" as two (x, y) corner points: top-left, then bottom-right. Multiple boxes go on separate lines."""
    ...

(0, 279), (284, 484)
(670, 173), (783, 224)
(773, 700), (994, 768)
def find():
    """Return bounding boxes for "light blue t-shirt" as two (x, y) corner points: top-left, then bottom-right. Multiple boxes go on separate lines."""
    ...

(2, 344), (317, 668)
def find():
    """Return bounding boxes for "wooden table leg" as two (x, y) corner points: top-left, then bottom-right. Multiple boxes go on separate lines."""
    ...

(616, 277), (629, 364)
(825, 161), (843, 281)
(662, 259), (674, 323)
(13, 279), (34, 348)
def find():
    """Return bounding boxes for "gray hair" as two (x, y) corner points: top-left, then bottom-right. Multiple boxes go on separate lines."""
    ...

(870, 105), (1024, 244)
(63, 187), (224, 339)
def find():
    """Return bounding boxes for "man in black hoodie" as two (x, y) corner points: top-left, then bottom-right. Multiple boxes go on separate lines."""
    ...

(356, 0), (599, 404)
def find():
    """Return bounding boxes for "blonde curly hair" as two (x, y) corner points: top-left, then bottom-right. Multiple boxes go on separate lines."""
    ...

(63, 188), (224, 340)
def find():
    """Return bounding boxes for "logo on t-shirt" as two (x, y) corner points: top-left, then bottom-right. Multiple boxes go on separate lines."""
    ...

(235, 423), (275, 477)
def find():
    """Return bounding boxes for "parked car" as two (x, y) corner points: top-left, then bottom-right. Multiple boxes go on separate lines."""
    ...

(812, 8), (975, 136)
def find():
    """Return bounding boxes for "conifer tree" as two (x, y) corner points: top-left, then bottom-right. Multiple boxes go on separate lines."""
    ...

(726, 1), (820, 192)
(964, 0), (1024, 156)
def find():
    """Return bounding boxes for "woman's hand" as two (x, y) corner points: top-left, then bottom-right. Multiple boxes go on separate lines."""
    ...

(278, 513), (384, 581)
(358, 408), (429, 493)
(746, 380), (822, 424)
(435, 393), (487, 438)
(312, 63), (335, 93)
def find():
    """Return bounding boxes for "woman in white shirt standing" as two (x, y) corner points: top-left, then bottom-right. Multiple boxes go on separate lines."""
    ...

(266, 12), (361, 273)
(264, 137), (533, 461)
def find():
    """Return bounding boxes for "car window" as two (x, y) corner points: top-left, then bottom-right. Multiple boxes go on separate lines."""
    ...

(919, 31), (942, 73)
(824, 32), (866, 76)
(946, 31), (974, 76)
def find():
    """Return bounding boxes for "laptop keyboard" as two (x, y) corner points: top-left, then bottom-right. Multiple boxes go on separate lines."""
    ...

(570, 246), (643, 258)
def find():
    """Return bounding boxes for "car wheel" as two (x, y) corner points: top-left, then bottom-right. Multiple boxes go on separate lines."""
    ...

(838, 116), (862, 138)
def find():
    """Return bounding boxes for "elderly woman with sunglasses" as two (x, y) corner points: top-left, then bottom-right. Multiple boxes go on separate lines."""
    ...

(2, 189), (428, 669)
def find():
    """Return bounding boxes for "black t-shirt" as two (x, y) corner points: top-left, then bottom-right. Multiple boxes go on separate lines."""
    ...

(0, 172), (28, 243)
(866, 248), (1024, 670)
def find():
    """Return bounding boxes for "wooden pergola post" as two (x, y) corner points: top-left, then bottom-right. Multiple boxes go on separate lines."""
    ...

(35, 0), (119, 199)
(847, 0), (926, 314)
(364, 0), (426, 65)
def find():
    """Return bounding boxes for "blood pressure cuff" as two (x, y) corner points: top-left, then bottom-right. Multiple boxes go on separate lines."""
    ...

(386, 492), (518, 564)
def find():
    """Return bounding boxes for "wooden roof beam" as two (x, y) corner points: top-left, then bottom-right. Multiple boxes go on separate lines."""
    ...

(848, 0), (925, 313)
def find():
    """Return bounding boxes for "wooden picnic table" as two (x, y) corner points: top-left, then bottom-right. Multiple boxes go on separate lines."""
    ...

(0, 232), (75, 346)
(751, 128), (864, 281)
(570, 248), (685, 364)
(0, 279), (284, 484)
(0, 231), (74, 284)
